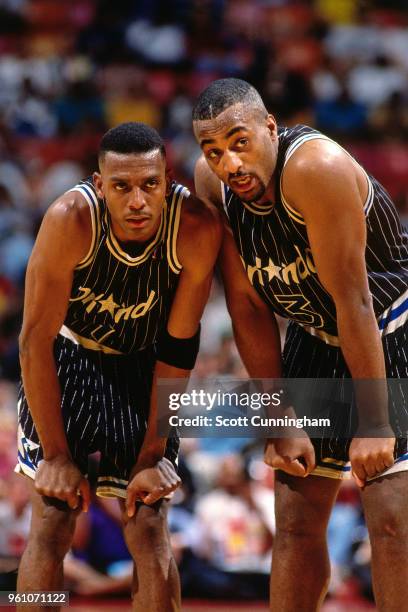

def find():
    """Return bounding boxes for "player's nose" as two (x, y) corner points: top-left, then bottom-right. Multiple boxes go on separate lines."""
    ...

(128, 187), (146, 210)
(222, 150), (242, 175)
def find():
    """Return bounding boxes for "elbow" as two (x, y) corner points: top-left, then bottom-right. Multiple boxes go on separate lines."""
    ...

(334, 287), (374, 320)
(18, 330), (35, 366)
(19, 330), (30, 361)
(18, 326), (53, 364)
(225, 290), (268, 323)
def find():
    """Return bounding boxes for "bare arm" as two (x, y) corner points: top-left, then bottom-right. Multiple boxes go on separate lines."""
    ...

(283, 140), (394, 481)
(125, 193), (222, 511)
(19, 191), (92, 508)
(195, 156), (316, 476)
(195, 154), (283, 378)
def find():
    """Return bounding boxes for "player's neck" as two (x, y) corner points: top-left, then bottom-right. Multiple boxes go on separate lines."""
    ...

(252, 177), (276, 208)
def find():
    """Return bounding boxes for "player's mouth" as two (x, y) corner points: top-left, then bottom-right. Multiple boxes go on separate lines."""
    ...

(230, 175), (257, 193)
(125, 216), (151, 229)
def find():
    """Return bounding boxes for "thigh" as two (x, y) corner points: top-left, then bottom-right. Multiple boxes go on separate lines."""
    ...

(275, 471), (341, 534)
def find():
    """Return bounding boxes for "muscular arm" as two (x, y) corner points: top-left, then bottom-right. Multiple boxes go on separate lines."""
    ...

(195, 155), (282, 378)
(283, 143), (386, 390)
(195, 156), (316, 477)
(135, 192), (223, 466)
(19, 191), (92, 508)
(19, 193), (90, 458)
(283, 141), (394, 481)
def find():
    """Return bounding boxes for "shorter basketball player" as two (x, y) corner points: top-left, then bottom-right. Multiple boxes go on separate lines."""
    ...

(16, 122), (221, 611)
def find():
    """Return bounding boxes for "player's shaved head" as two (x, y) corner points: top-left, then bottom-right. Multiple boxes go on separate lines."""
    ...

(192, 78), (267, 122)
(98, 122), (165, 166)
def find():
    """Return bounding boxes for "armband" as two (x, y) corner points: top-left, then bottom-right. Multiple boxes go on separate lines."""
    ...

(156, 325), (201, 370)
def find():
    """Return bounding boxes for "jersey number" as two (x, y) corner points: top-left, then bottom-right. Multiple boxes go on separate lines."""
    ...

(275, 293), (324, 328)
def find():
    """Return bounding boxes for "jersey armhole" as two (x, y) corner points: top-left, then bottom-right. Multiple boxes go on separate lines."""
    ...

(280, 133), (374, 222)
(167, 184), (189, 274)
(67, 184), (100, 269)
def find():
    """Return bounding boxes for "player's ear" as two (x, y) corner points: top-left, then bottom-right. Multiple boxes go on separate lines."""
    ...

(93, 172), (104, 199)
(266, 114), (278, 140)
(165, 169), (173, 196)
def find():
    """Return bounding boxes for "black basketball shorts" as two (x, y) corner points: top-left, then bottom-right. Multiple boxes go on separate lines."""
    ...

(15, 334), (179, 497)
(282, 319), (408, 479)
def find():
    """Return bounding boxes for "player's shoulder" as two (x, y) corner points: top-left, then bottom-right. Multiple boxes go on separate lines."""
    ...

(44, 185), (92, 236)
(194, 154), (223, 207)
(282, 133), (368, 214)
(180, 191), (222, 239)
(36, 184), (93, 266)
(177, 191), (222, 268)
(285, 134), (355, 180)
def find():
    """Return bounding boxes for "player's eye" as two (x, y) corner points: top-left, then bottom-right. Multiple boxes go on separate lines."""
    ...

(236, 137), (248, 148)
(114, 183), (127, 191)
(145, 179), (159, 189)
(207, 149), (220, 161)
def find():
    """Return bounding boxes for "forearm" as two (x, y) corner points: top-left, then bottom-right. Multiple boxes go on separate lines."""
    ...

(20, 339), (69, 459)
(231, 304), (282, 378)
(337, 301), (388, 429)
(230, 304), (299, 430)
(136, 361), (190, 467)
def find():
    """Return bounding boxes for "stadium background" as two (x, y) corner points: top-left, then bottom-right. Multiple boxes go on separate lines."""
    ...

(0, 0), (408, 609)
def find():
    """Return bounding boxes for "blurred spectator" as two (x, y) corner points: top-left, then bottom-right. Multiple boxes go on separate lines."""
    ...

(314, 82), (368, 137)
(368, 91), (408, 142)
(181, 454), (273, 600)
(347, 55), (408, 108)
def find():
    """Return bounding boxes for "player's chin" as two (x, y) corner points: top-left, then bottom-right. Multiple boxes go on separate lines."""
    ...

(124, 221), (153, 239)
(238, 187), (265, 203)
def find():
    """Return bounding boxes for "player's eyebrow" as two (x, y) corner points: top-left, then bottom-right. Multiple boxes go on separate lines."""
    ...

(109, 176), (130, 183)
(200, 125), (248, 147)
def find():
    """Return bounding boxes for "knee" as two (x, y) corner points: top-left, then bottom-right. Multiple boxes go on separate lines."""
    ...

(276, 511), (327, 541)
(366, 503), (408, 542)
(125, 505), (170, 560)
(30, 505), (76, 560)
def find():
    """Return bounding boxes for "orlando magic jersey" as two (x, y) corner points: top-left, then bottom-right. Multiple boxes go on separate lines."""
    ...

(223, 125), (408, 344)
(62, 178), (188, 354)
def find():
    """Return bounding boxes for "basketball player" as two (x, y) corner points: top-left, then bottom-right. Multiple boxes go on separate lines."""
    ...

(193, 79), (408, 611)
(16, 122), (221, 611)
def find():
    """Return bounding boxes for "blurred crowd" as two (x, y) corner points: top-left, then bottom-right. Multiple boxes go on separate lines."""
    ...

(1, 0), (408, 604)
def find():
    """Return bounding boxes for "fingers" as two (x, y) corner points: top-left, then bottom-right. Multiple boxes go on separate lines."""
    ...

(158, 461), (181, 490)
(303, 446), (316, 475)
(78, 478), (91, 513)
(35, 459), (90, 512)
(141, 474), (180, 505)
(264, 439), (315, 478)
(352, 470), (365, 489)
(350, 438), (395, 487)
(284, 459), (307, 477)
(35, 480), (80, 510)
(265, 451), (306, 477)
(126, 487), (138, 518)
(142, 486), (167, 505)
(66, 489), (80, 510)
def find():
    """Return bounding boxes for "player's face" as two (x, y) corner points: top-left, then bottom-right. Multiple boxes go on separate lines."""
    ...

(194, 104), (278, 203)
(94, 150), (168, 243)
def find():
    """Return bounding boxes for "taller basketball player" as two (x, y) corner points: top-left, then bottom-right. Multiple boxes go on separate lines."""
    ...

(193, 78), (408, 611)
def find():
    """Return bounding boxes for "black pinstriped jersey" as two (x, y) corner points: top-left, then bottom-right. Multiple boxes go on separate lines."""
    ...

(63, 178), (189, 354)
(223, 125), (408, 340)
